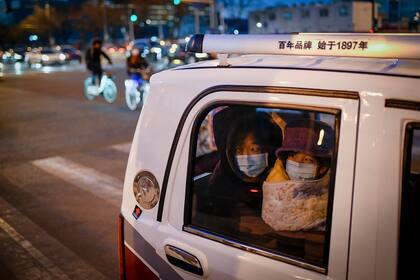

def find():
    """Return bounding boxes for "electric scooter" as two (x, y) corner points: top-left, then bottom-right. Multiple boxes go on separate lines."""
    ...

(84, 70), (118, 103)
(124, 68), (150, 111)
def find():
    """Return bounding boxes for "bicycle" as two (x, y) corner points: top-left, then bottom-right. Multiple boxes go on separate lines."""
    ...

(84, 70), (118, 103)
(124, 68), (151, 111)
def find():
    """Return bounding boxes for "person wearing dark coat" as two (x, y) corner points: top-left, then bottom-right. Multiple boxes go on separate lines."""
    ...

(85, 38), (112, 85)
(211, 108), (283, 213)
(194, 107), (283, 236)
(126, 48), (150, 81)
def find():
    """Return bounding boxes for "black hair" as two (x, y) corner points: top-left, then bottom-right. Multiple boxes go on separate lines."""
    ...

(92, 38), (102, 46)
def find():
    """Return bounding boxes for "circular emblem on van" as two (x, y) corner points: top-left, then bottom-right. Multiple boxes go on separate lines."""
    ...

(133, 171), (160, 209)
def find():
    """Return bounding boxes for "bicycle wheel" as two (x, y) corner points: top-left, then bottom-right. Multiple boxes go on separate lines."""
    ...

(125, 87), (140, 111)
(138, 82), (150, 109)
(103, 79), (118, 103)
(84, 77), (96, 101)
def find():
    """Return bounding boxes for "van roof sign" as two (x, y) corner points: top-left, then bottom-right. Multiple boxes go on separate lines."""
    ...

(186, 33), (420, 60)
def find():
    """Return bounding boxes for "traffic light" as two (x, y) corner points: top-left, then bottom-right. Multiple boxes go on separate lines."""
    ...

(173, 0), (181, 5)
(130, 10), (138, 22)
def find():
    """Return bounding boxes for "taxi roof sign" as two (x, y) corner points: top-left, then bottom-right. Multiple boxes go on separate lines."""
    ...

(186, 33), (420, 60)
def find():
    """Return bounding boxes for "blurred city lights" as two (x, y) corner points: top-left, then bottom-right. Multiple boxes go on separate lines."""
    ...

(233, 29), (239, 35)
(29, 34), (38, 41)
(195, 53), (208, 58)
(151, 47), (162, 54)
(256, 22), (262, 28)
(172, 59), (182, 65)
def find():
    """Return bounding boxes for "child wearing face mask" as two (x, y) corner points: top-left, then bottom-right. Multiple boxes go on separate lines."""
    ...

(262, 119), (334, 232)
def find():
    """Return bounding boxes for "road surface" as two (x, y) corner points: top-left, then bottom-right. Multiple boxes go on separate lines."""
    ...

(0, 64), (139, 279)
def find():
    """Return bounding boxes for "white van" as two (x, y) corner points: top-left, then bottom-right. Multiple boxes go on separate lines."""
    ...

(118, 34), (420, 280)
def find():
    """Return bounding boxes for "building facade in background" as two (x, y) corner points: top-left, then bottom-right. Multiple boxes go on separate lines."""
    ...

(377, 0), (420, 30)
(249, 0), (374, 34)
(0, 0), (20, 25)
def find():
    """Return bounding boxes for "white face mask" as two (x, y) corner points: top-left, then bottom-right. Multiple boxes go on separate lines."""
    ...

(286, 159), (318, 180)
(236, 153), (268, 178)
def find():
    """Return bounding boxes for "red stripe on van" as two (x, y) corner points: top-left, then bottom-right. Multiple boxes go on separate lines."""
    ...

(124, 245), (159, 280)
(118, 214), (159, 280)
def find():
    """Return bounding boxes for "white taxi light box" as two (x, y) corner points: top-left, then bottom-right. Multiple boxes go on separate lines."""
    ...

(188, 34), (420, 60)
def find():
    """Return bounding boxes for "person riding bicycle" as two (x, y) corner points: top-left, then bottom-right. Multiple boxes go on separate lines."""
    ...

(85, 38), (112, 85)
(126, 47), (150, 83)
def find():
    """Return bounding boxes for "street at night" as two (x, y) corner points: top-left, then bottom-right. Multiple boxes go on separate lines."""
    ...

(0, 64), (137, 279)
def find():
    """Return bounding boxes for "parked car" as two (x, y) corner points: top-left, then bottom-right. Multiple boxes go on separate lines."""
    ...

(126, 39), (151, 53)
(26, 47), (66, 66)
(59, 45), (82, 63)
(118, 33), (420, 280)
(1, 48), (25, 64)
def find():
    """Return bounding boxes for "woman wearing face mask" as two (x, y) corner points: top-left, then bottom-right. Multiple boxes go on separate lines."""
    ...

(262, 119), (333, 232)
(206, 107), (283, 222)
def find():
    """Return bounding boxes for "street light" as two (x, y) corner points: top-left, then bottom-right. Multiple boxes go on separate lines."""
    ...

(174, 0), (181, 5)
(128, 9), (137, 41)
(29, 34), (38, 42)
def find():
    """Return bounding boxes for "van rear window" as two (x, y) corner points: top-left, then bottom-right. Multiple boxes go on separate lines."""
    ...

(398, 124), (420, 279)
(186, 104), (340, 271)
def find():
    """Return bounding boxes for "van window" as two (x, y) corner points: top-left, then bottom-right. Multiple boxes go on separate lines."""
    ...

(398, 124), (420, 279)
(186, 105), (339, 270)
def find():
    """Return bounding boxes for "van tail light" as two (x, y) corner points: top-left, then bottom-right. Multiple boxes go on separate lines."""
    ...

(118, 214), (159, 280)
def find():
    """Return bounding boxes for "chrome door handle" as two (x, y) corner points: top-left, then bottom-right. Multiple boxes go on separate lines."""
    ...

(164, 245), (203, 276)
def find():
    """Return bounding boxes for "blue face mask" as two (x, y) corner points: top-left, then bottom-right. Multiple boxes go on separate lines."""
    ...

(286, 159), (318, 180)
(236, 153), (268, 178)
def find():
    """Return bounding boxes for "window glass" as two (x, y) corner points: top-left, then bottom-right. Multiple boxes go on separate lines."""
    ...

(339, 6), (349, 16)
(188, 105), (338, 269)
(301, 10), (310, 18)
(320, 8), (329, 17)
(399, 125), (420, 278)
(283, 11), (292, 20)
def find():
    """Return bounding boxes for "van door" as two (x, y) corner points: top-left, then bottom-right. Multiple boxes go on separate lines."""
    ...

(157, 86), (359, 279)
(348, 92), (420, 280)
